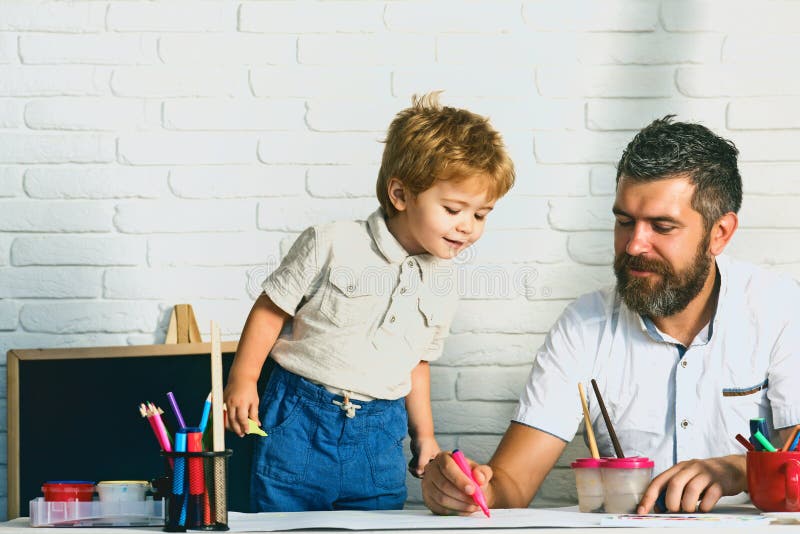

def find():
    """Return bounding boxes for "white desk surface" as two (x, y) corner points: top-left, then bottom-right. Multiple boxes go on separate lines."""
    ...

(1, 507), (799, 533)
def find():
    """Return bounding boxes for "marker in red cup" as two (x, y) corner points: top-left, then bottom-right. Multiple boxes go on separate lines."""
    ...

(451, 449), (490, 518)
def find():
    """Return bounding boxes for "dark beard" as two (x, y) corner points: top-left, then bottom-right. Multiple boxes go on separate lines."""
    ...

(614, 236), (712, 318)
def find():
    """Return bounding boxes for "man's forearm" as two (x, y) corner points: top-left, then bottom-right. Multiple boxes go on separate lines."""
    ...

(485, 422), (569, 509)
(486, 463), (540, 509)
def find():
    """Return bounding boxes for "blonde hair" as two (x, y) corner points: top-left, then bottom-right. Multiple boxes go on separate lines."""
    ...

(377, 92), (515, 217)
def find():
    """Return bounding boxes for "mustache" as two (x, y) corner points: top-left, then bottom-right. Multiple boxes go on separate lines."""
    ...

(614, 253), (673, 276)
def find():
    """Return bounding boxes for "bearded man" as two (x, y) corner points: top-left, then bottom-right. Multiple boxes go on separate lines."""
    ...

(422, 116), (800, 514)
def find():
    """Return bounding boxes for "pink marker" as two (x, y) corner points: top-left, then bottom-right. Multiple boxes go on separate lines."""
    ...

(451, 449), (490, 518)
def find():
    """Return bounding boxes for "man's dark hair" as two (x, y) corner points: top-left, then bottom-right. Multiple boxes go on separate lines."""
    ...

(616, 115), (742, 230)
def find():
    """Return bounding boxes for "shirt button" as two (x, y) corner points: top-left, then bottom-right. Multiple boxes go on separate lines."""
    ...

(400, 287), (407, 294)
(680, 360), (688, 368)
(346, 285), (355, 293)
(389, 315), (396, 323)
(680, 419), (689, 429)
(407, 260), (414, 267)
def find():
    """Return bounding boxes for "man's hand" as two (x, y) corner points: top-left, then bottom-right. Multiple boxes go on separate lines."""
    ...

(637, 455), (746, 513)
(421, 451), (493, 515)
(408, 436), (440, 478)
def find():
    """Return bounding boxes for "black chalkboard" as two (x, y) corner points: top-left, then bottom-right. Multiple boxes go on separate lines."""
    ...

(7, 342), (272, 519)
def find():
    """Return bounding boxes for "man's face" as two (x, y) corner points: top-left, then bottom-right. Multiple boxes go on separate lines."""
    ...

(612, 175), (714, 318)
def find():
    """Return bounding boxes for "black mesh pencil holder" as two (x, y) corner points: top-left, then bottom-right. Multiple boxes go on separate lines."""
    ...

(161, 449), (233, 532)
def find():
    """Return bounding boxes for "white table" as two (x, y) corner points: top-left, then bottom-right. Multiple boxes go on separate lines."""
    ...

(1, 507), (798, 533)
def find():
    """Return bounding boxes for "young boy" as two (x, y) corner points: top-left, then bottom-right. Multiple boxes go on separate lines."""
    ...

(223, 92), (515, 512)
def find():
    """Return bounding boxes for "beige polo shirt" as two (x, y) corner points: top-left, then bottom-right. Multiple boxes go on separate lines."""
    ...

(262, 209), (459, 400)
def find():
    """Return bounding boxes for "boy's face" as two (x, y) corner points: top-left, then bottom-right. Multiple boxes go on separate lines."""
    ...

(390, 175), (496, 259)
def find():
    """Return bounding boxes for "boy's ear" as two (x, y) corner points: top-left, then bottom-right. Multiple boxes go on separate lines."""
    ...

(387, 177), (408, 212)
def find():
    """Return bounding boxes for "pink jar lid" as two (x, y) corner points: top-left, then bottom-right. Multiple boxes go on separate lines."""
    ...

(571, 458), (606, 468)
(603, 456), (654, 469)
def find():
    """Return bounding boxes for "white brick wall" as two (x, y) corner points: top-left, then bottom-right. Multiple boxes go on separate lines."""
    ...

(0, 168), (22, 197)
(0, 100), (23, 129)
(12, 235), (146, 266)
(0, 67), (109, 96)
(25, 98), (159, 131)
(24, 167), (167, 199)
(0, 133), (114, 164)
(1, 0), (799, 518)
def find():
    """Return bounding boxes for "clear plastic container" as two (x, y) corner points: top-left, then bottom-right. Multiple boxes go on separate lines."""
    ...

(96, 480), (149, 502)
(571, 458), (605, 512)
(601, 456), (654, 513)
(29, 497), (163, 527)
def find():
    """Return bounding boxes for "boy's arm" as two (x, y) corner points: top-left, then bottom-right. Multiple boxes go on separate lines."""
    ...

(406, 360), (440, 478)
(224, 292), (289, 437)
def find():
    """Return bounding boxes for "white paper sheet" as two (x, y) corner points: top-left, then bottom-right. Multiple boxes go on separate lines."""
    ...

(0, 506), (775, 532)
(227, 507), (601, 532)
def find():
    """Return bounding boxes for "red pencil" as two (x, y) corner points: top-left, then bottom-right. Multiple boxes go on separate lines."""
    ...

(140, 404), (163, 448)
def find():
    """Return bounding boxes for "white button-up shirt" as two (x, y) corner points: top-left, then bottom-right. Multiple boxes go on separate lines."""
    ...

(514, 255), (800, 479)
(263, 209), (458, 400)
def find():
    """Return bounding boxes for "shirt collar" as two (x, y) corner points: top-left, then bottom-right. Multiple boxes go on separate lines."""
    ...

(367, 208), (410, 264)
(640, 315), (711, 349)
(713, 254), (730, 321)
(366, 208), (450, 279)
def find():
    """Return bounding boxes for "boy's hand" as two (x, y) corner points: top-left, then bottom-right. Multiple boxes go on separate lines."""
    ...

(409, 436), (440, 478)
(222, 379), (260, 438)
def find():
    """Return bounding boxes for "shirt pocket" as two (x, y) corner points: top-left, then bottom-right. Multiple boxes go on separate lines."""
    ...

(721, 378), (770, 427)
(319, 270), (384, 327)
(403, 295), (448, 353)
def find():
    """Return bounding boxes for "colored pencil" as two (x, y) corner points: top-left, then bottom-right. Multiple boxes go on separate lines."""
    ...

(148, 402), (172, 453)
(781, 425), (800, 452)
(167, 391), (187, 430)
(140, 403), (165, 450)
(198, 392), (212, 434)
(791, 430), (800, 452)
(735, 433), (755, 451)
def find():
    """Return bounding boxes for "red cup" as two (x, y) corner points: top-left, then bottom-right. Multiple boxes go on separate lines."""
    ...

(41, 481), (95, 502)
(747, 450), (800, 512)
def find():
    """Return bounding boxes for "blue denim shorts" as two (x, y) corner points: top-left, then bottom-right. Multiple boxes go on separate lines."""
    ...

(250, 365), (408, 512)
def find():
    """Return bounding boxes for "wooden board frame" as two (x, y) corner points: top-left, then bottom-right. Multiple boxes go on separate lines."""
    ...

(6, 341), (238, 519)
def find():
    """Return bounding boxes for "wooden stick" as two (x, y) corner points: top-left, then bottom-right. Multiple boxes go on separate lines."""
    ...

(591, 379), (624, 458)
(210, 321), (227, 524)
(210, 321), (224, 453)
(577, 383), (600, 459)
